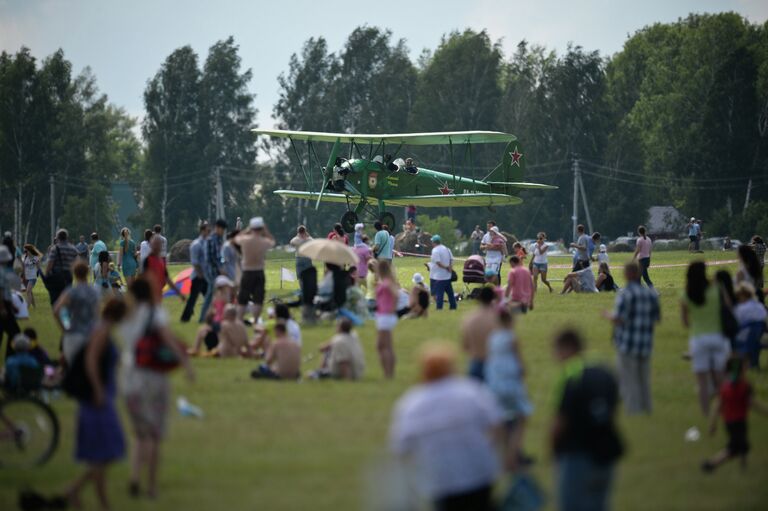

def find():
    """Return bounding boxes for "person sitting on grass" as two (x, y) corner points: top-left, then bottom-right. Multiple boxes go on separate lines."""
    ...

(214, 304), (254, 358)
(22, 328), (52, 367)
(251, 323), (301, 380)
(3, 334), (40, 392)
(108, 262), (124, 292)
(406, 273), (430, 319)
(483, 269), (504, 303)
(309, 317), (366, 380)
(596, 262), (617, 292)
(561, 266), (598, 294)
(189, 276), (235, 356)
(702, 356), (768, 473)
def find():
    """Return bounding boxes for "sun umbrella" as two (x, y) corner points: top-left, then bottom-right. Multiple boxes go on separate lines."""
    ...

(163, 266), (194, 297)
(298, 239), (358, 266)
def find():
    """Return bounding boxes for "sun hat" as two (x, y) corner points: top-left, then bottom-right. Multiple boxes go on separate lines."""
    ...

(249, 217), (264, 229)
(599, 244), (607, 252)
(690, 217), (695, 222)
(354, 223), (364, 231)
(431, 234), (441, 243)
(412, 273), (424, 284)
(0, 245), (11, 263)
(214, 275), (234, 288)
(490, 226), (500, 234)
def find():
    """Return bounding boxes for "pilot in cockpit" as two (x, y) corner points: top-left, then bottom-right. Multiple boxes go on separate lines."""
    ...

(331, 157), (349, 191)
(404, 158), (418, 174)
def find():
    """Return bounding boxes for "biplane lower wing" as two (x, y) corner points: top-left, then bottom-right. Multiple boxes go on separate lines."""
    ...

(274, 190), (351, 203)
(383, 194), (522, 207)
(486, 181), (558, 190)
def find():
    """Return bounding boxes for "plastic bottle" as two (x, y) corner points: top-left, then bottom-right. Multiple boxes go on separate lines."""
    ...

(176, 396), (204, 418)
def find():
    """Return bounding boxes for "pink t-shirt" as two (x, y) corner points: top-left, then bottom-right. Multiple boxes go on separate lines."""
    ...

(636, 236), (652, 259)
(355, 245), (372, 278)
(212, 299), (227, 323)
(507, 266), (533, 304)
(376, 279), (396, 314)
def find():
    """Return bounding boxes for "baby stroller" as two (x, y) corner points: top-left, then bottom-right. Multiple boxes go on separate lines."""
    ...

(461, 255), (486, 299)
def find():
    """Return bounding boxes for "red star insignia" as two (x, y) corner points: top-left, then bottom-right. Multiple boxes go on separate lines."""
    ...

(438, 183), (454, 195)
(510, 147), (523, 166)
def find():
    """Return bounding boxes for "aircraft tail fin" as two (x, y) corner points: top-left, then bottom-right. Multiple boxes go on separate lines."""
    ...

(485, 140), (524, 184)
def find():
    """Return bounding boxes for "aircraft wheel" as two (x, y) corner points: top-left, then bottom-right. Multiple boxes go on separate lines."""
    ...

(379, 212), (396, 230)
(341, 211), (359, 233)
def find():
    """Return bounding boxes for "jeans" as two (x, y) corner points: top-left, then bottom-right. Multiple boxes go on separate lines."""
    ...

(616, 353), (652, 414)
(638, 257), (653, 287)
(180, 276), (208, 322)
(199, 274), (217, 323)
(431, 279), (457, 310)
(558, 453), (615, 511)
(434, 484), (493, 511)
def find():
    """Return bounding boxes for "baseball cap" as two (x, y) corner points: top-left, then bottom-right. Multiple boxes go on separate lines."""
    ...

(690, 217), (695, 222)
(214, 275), (234, 288)
(412, 272), (424, 284)
(249, 216), (264, 229)
(431, 234), (441, 243)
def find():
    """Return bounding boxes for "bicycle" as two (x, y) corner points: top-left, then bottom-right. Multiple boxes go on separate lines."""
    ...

(0, 366), (60, 468)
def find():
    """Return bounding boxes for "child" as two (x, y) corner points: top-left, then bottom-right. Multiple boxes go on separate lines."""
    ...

(108, 262), (123, 291)
(597, 244), (610, 265)
(4, 334), (41, 392)
(702, 356), (768, 472)
(483, 269), (505, 304)
(23, 328), (52, 367)
(189, 276), (235, 355)
(366, 259), (379, 311)
(512, 241), (527, 263)
(485, 309), (532, 472)
(310, 317), (366, 380)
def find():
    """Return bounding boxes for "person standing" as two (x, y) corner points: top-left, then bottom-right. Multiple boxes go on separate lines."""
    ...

(0, 246), (21, 357)
(531, 232), (553, 292)
(327, 223), (349, 244)
(505, 255), (535, 313)
(570, 224), (590, 271)
(687, 218), (700, 252)
(199, 219), (227, 322)
(2, 231), (16, 270)
(62, 297), (127, 510)
(551, 330), (623, 511)
(470, 225), (484, 255)
(89, 232), (108, 277)
(375, 260), (398, 379)
(22, 244), (42, 308)
(633, 226), (654, 288)
(736, 244), (765, 303)
(121, 277), (194, 498)
(353, 234), (372, 286)
(234, 217), (275, 322)
(429, 235), (457, 311)
(750, 236), (766, 289)
(480, 221), (505, 284)
(44, 229), (78, 305)
(180, 222), (210, 323)
(290, 225), (314, 280)
(461, 286), (500, 382)
(389, 343), (503, 511)
(138, 229), (153, 270)
(143, 236), (185, 305)
(53, 261), (100, 364)
(373, 221), (393, 262)
(75, 235), (89, 262)
(605, 262), (660, 414)
(681, 262), (731, 416)
(117, 228), (139, 286)
(153, 224), (168, 260)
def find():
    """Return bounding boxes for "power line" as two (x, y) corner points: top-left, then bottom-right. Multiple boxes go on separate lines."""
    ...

(580, 160), (765, 184)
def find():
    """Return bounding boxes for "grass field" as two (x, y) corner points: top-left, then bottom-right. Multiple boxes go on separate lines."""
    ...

(1, 250), (767, 510)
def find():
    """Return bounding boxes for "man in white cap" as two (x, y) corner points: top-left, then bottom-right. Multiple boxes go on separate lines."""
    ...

(234, 217), (275, 321)
(686, 217), (700, 252)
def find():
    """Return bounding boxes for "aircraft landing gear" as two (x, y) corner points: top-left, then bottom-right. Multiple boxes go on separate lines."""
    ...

(379, 212), (396, 230)
(340, 211), (359, 234)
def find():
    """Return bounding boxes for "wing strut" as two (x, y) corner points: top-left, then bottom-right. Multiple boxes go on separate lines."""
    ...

(289, 137), (311, 192)
(317, 138), (341, 210)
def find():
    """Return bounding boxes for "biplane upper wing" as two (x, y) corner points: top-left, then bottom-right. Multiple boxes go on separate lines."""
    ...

(383, 194), (522, 208)
(274, 190), (352, 204)
(253, 129), (515, 145)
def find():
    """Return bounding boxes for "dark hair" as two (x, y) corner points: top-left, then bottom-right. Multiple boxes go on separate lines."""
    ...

(638, 225), (647, 239)
(509, 255), (521, 265)
(215, 219), (228, 229)
(334, 223), (344, 236)
(129, 277), (154, 304)
(487, 220), (496, 227)
(478, 286), (497, 305)
(56, 229), (68, 241)
(737, 245), (761, 283)
(23, 327), (37, 340)
(555, 329), (583, 353)
(102, 297), (127, 323)
(144, 229), (153, 241)
(591, 232), (601, 241)
(715, 270), (735, 306)
(338, 317), (353, 333)
(274, 322), (287, 335)
(199, 221), (209, 233)
(90, 232), (99, 240)
(153, 224), (162, 233)
(577, 224), (585, 233)
(752, 235), (764, 245)
(98, 250), (110, 263)
(374, 221), (382, 231)
(275, 303), (291, 320)
(726, 356), (746, 382)
(686, 261), (708, 305)
(298, 225), (307, 234)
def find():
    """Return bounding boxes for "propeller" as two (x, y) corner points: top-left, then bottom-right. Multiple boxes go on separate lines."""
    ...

(316, 138), (341, 210)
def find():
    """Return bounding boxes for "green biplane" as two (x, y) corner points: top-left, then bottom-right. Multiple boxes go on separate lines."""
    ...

(252, 129), (556, 232)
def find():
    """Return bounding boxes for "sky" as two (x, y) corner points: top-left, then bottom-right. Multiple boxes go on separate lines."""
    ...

(1, 0), (766, 130)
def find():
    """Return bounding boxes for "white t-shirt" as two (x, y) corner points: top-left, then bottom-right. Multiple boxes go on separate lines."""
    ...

(481, 232), (503, 263)
(532, 243), (548, 264)
(389, 377), (503, 499)
(396, 288), (410, 311)
(286, 318), (302, 347)
(430, 244), (453, 281)
(159, 234), (168, 258)
(139, 241), (151, 267)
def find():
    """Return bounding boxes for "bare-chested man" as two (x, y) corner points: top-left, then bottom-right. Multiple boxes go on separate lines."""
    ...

(251, 323), (301, 380)
(216, 305), (253, 358)
(460, 286), (500, 382)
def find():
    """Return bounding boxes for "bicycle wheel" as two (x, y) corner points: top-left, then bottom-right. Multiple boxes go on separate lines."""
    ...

(0, 396), (60, 468)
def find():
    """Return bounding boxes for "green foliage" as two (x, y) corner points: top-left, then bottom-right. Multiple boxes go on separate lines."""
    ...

(415, 214), (459, 249)
(707, 201), (768, 241)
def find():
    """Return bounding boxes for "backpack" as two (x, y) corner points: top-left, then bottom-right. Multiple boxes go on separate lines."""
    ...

(134, 308), (180, 372)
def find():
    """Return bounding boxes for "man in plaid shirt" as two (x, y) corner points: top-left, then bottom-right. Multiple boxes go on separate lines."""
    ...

(606, 261), (660, 414)
(199, 219), (227, 322)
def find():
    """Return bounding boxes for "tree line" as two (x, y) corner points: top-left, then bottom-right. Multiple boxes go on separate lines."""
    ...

(2, 12), (766, 247)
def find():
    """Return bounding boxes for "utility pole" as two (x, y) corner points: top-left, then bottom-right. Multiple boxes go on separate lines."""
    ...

(15, 182), (21, 243)
(577, 166), (594, 234)
(49, 174), (55, 240)
(743, 178), (752, 212)
(571, 156), (579, 241)
(161, 170), (168, 229)
(215, 166), (225, 220)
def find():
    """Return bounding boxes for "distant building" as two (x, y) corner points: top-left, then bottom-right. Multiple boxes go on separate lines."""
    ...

(646, 206), (685, 238)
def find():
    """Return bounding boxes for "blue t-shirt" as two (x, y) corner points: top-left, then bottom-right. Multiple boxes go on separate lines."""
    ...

(90, 240), (108, 269)
(374, 230), (392, 259)
(5, 353), (40, 390)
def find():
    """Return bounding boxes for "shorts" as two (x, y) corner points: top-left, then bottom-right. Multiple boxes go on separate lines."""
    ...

(468, 359), (485, 382)
(532, 263), (548, 273)
(485, 259), (502, 275)
(689, 333), (731, 373)
(689, 235), (697, 242)
(238, 270), (265, 305)
(124, 372), (170, 440)
(726, 420), (750, 456)
(375, 313), (398, 331)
